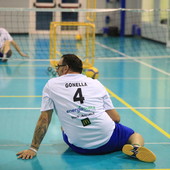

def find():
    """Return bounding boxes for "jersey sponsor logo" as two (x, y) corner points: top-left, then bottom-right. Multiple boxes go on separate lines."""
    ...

(66, 106), (95, 113)
(71, 112), (94, 119)
(65, 82), (87, 88)
(66, 106), (95, 119)
(81, 118), (91, 126)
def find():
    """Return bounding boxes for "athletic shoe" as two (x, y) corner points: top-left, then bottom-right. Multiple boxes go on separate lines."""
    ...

(122, 144), (156, 162)
(1, 59), (8, 62)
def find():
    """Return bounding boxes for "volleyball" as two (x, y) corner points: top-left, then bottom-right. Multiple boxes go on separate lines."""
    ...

(85, 67), (99, 79)
(75, 34), (82, 41)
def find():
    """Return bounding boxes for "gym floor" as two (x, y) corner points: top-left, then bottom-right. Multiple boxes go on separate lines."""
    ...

(0, 36), (170, 170)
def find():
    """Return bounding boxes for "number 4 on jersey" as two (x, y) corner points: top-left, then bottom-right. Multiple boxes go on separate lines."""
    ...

(73, 88), (85, 104)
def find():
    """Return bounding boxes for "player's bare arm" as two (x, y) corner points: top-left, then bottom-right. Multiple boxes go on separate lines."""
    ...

(11, 40), (29, 57)
(106, 109), (120, 123)
(31, 110), (53, 149)
(16, 110), (53, 160)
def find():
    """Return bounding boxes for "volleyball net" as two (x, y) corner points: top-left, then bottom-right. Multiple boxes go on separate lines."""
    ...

(0, 8), (169, 65)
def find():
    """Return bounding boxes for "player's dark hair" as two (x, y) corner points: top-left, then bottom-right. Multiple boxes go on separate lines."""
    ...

(61, 54), (83, 73)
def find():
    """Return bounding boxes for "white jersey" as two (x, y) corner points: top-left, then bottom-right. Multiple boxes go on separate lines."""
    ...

(0, 28), (13, 49)
(41, 74), (115, 149)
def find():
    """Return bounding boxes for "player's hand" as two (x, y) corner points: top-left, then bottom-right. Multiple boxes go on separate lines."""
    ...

(20, 52), (29, 57)
(16, 149), (36, 160)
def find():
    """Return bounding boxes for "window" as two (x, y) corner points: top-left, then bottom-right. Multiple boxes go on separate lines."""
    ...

(62, 0), (78, 3)
(61, 12), (78, 30)
(160, 0), (168, 24)
(141, 0), (154, 22)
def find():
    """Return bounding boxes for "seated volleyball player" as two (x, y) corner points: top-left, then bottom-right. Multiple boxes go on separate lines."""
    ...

(0, 28), (28, 62)
(16, 54), (156, 162)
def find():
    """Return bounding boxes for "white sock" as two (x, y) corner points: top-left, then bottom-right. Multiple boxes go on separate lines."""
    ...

(2, 53), (7, 59)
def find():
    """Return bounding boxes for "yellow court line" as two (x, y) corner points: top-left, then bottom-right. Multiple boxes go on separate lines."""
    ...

(106, 87), (170, 139)
(1, 90), (170, 139)
(0, 96), (42, 97)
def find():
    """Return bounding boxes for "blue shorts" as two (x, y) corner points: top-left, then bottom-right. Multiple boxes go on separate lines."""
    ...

(62, 123), (134, 155)
(0, 52), (3, 57)
(0, 50), (12, 58)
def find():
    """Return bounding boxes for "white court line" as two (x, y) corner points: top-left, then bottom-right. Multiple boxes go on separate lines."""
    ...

(96, 56), (170, 60)
(7, 58), (56, 62)
(115, 107), (170, 110)
(0, 142), (170, 147)
(6, 55), (170, 62)
(96, 41), (170, 76)
(0, 107), (170, 110)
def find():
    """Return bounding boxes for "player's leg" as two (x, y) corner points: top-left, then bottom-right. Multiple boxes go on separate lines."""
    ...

(0, 50), (4, 62)
(127, 132), (144, 146)
(1, 41), (12, 62)
(0, 51), (3, 57)
(122, 132), (156, 162)
(2, 40), (11, 54)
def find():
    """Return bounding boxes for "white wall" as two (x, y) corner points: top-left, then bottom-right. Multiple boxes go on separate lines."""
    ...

(0, 0), (29, 7)
(125, 0), (141, 35)
(141, 0), (168, 43)
(0, 0), (29, 33)
(0, 0), (168, 43)
(0, 0), (146, 35)
(95, 0), (142, 35)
